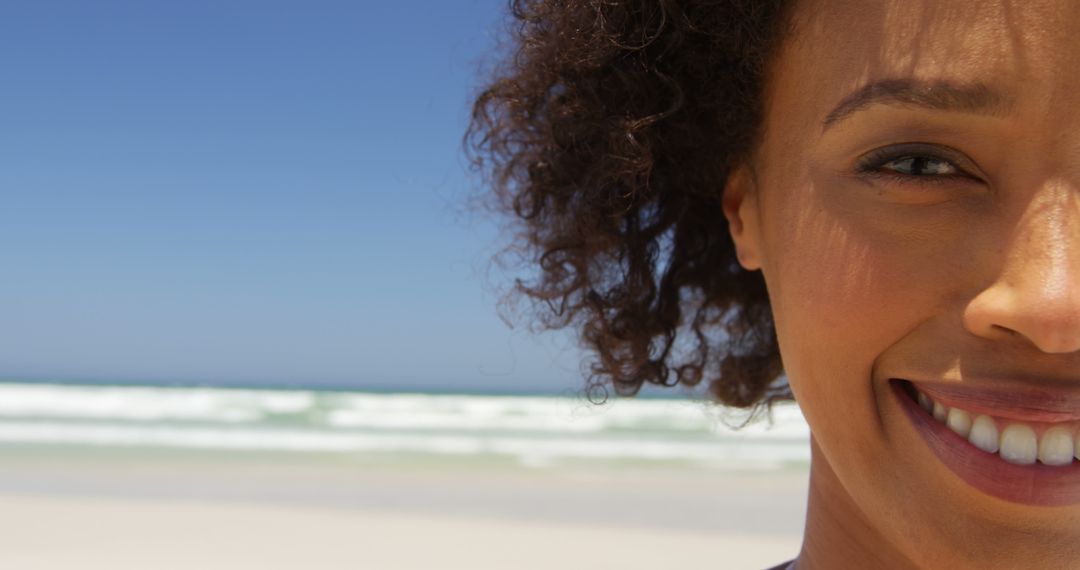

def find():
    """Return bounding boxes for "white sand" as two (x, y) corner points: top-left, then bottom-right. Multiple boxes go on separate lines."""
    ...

(0, 450), (805, 569)
(0, 494), (799, 570)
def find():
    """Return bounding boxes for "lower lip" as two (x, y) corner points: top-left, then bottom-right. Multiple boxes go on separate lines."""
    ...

(892, 380), (1080, 507)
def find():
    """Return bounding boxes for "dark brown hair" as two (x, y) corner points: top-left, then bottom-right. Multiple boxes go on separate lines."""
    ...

(467, 0), (794, 412)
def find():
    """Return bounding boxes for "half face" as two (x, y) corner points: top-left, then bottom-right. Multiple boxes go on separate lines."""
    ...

(725, 0), (1080, 566)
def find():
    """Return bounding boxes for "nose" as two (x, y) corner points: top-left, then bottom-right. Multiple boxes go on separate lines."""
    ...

(963, 184), (1080, 353)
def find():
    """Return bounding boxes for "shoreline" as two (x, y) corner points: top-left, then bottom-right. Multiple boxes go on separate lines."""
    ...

(0, 444), (808, 534)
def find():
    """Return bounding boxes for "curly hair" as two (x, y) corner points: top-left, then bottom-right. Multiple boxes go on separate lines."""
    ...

(467, 0), (795, 411)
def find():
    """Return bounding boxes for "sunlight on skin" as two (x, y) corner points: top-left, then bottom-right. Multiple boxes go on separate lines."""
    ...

(968, 181), (1080, 346)
(724, 1), (1080, 568)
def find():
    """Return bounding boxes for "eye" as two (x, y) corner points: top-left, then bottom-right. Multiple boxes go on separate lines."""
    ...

(854, 143), (982, 185)
(879, 156), (958, 177)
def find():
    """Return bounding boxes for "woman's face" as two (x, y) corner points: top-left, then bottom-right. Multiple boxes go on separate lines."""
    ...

(725, 0), (1080, 566)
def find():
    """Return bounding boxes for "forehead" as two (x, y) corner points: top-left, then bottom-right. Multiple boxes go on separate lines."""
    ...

(767, 0), (1080, 131)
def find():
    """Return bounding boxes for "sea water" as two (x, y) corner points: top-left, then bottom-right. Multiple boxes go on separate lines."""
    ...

(0, 382), (810, 471)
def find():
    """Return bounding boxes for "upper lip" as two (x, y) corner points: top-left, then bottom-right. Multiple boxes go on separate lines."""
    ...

(895, 378), (1080, 423)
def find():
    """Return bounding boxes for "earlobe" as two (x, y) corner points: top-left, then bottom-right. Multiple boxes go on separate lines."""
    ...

(721, 164), (764, 271)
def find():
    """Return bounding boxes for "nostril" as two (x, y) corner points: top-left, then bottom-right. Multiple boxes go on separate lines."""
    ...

(965, 289), (1080, 353)
(990, 324), (1020, 337)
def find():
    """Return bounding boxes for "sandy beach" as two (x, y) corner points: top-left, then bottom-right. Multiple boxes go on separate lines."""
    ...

(0, 449), (805, 569)
(0, 494), (800, 570)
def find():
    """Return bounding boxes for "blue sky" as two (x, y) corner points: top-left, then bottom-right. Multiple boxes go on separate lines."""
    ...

(0, 0), (588, 393)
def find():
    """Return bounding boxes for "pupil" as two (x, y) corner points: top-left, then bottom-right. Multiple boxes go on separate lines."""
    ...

(910, 157), (930, 175)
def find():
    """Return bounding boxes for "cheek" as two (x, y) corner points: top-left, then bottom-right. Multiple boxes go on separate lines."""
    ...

(758, 187), (957, 431)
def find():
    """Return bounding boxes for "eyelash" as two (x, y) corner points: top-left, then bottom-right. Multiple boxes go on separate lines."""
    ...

(854, 144), (981, 186)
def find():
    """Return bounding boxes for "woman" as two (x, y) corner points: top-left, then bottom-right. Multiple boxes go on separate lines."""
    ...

(468, 1), (1080, 567)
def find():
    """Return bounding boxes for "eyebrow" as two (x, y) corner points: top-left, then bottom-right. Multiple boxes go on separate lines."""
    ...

(821, 78), (1013, 131)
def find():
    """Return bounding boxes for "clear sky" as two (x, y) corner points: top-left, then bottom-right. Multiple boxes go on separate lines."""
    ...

(0, 0), (588, 393)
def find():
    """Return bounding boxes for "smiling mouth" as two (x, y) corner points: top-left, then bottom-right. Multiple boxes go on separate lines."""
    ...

(892, 379), (1080, 506)
(899, 380), (1079, 467)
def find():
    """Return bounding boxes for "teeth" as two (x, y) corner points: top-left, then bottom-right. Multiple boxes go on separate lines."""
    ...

(916, 388), (1077, 466)
(1038, 426), (1075, 466)
(945, 408), (972, 439)
(932, 401), (948, 422)
(968, 415), (1000, 454)
(999, 424), (1039, 465)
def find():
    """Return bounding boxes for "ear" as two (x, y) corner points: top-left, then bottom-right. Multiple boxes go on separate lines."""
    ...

(721, 164), (764, 271)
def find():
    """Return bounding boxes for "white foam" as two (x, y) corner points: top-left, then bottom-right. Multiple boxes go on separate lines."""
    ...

(0, 383), (811, 469)
(0, 420), (809, 469)
(0, 384), (313, 423)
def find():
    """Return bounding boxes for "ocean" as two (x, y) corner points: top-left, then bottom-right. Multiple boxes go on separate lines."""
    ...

(0, 381), (810, 472)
